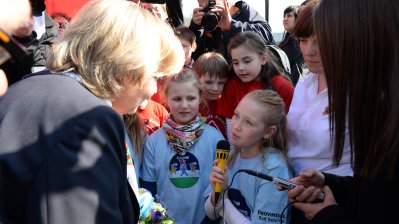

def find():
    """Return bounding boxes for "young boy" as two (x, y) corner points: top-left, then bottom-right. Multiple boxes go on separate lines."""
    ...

(193, 52), (229, 138)
(151, 26), (197, 105)
(174, 25), (197, 69)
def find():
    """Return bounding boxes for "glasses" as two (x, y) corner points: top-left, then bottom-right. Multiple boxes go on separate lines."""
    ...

(0, 29), (28, 66)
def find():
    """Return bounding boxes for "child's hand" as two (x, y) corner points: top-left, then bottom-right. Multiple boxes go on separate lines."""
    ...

(210, 159), (229, 205)
(209, 159), (227, 189)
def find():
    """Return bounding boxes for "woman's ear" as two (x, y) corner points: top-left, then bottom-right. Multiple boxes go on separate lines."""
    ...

(263, 125), (277, 140)
(261, 52), (268, 65)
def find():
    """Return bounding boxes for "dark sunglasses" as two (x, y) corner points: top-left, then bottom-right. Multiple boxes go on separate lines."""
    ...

(0, 29), (28, 66)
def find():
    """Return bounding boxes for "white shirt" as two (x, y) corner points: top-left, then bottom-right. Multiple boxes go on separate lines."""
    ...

(287, 73), (353, 176)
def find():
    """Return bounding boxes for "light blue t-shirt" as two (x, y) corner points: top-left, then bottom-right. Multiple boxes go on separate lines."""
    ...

(141, 124), (224, 224)
(218, 148), (292, 224)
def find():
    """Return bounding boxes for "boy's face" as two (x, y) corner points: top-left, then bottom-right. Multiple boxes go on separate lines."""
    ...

(179, 38), (196, 66)
(199, 73), (226, 101)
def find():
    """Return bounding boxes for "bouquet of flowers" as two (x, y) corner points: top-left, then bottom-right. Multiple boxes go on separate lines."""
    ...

(138, 188), (174, 224)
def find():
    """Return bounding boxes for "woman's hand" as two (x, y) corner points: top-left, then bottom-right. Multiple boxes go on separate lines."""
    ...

(277, 168), (325, 192)
(290, 186), (338, 220)
(277, 168), (325, 204)
(276, 169), (336, 220)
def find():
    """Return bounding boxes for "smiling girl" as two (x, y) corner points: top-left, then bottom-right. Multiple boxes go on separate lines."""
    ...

(217, 31), (294, 140)
(141, 68), (224, 224)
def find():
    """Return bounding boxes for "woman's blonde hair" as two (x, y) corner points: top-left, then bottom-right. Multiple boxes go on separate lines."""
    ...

(227, 89), (289, 167)
(47, 0), (184, 99)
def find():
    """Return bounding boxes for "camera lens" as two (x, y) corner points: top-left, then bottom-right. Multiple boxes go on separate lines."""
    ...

(201, 12), (221, 31)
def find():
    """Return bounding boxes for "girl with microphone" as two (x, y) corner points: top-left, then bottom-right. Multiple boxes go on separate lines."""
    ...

(206, 89), (292, 224)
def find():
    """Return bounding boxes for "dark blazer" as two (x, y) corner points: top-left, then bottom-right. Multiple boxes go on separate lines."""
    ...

(0, 74), (139, 223)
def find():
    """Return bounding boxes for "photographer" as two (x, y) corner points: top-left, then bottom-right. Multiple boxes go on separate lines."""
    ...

(190, 0), (275, 60)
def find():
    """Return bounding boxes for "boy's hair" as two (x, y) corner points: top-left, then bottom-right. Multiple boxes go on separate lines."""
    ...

(162, 68), (202, 101)
(227, 89), (288, 167)
(193, 52), (228, 80)
(47, 0), (184, 99)
(174, 25), (196, 46)
(228, 31), (291, 88)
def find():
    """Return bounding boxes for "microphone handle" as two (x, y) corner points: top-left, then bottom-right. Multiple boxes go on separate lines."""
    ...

(214, 151), (228, 204)
(239, 169), (325, 201)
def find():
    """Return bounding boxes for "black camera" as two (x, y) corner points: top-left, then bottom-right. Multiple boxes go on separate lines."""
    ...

(201, 0), (221, 32)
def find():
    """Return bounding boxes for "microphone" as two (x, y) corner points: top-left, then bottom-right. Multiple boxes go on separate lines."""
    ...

(238, 169), (273, 181)
(214, 140), (230, 203)
(238, 169), (325, 201)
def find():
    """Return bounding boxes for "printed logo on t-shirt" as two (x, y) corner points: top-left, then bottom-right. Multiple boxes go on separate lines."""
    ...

(169, 152), (200, 188)
(228, 188), (251, 218)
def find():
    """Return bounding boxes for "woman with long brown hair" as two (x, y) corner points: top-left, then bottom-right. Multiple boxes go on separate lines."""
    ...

(280, 0), (399, 223)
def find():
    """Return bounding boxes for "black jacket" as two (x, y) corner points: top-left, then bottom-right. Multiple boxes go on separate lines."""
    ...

(190, 1), (275, 60)
(311, 173), (399, 224)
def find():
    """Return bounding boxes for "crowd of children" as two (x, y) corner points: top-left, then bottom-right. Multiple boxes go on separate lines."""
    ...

(127, 15), (295, 222)
(116, 14), (295, 221)
(106, 1), (296, 223)
(2, 0), (367, 224)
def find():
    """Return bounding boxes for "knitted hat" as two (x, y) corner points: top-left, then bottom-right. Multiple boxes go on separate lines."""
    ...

(140, 0), (166, 4)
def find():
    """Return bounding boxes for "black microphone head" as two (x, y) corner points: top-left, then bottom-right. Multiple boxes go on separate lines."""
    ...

(216, 140), (230, 151)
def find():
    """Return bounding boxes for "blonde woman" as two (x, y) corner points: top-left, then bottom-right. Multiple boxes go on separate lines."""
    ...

(0, 0), (184, 223)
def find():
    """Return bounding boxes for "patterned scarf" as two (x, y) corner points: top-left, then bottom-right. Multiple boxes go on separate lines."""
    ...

(163, 115), (206, 156)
